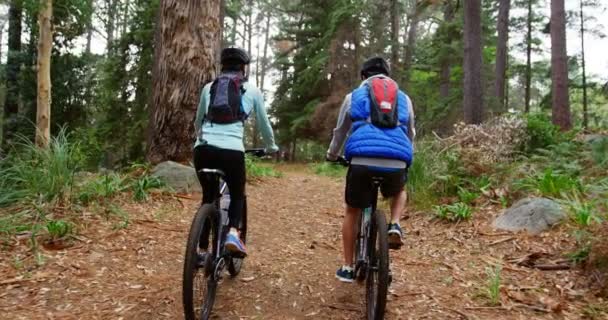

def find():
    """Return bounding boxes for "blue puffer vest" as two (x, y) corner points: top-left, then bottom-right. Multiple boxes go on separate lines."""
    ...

(345, 84), (414, 166)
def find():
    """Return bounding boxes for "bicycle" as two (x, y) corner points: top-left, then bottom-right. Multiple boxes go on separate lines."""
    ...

(182, 148), (266, 320)
(331, 156), (392, 320)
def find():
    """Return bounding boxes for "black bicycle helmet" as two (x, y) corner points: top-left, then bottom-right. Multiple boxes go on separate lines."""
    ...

(360, 56), (390, 78)
(221, 47), (251, 65)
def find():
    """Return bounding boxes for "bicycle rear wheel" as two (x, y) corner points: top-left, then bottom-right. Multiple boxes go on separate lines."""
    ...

(228, 196), (248, 277)
(366, 209), (389, 320)
(183, 204), (218, 320)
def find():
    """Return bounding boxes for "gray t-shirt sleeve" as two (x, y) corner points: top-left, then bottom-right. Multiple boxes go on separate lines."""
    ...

(326, 94), (352, 160)
(406, 95), (416, 142)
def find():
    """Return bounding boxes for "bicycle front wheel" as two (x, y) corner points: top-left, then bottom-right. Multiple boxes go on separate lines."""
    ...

(183, 204), (218, 320)
(366, 209), (390, 320)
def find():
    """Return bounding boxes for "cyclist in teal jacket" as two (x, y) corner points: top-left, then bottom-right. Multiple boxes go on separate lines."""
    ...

(193, 48), (279, 257)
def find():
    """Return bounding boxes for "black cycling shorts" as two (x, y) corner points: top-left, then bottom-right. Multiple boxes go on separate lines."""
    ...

(345, 165), (408, 209)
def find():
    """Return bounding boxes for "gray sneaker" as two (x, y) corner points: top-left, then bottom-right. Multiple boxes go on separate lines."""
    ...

(388, 223), (404, 250)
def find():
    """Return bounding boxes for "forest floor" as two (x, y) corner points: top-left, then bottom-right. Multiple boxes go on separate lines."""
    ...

(1, 165), (606, 320)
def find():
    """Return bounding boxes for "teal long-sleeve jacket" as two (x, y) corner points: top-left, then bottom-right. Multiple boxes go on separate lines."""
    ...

(194, 77), (279, 153)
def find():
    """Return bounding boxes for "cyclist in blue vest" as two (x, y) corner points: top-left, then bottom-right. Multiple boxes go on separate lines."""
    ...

(193, 47), (279, 256)
(327, 57), (415, 282)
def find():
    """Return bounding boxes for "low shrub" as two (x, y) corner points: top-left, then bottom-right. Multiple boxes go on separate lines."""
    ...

(514, 168), (581, 199)
(0, 129), (82, 207)
(523, 113), (563, 153)
(246, 156), (282, 179)
(77, 173), (126, 204)
(591, 137), (608, 167)
(46, 219), (74, 240)
(433, 202), (472, 222)
(311, 162), (347, 178)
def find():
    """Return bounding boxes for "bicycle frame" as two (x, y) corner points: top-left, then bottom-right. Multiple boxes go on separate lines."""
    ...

(355, 179), (381, 280)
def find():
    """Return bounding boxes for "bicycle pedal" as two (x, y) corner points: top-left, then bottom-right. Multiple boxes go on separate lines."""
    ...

(230, 252), (247, 259)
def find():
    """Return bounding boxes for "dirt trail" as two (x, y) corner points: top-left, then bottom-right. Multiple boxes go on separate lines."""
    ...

(0, 167), (603, 319)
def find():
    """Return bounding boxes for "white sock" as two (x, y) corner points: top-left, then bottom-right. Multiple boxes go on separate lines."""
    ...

(229, 228), (239, 235)
(342, 265), (353, 272)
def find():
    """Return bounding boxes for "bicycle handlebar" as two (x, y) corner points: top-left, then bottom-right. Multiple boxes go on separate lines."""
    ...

(245, 148), (268, 157)
(326, 156), (350, 167)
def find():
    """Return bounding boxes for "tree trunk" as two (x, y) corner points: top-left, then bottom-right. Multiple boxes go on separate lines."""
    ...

(246, 0), (253, 78)
(220, 0), (225, 46)
(403, 12), (419, 86)
(525, 0), (532, 113)
(390, 0), (400, 67)
(230, 15), (236, 45)
(0, 20), (5, 62)
(147, 0), (221, 164)
(463, 0), (483, 124)
(495, 0), (510, 110)
(579, 0), (588, 130)
(439, 1), (454, 99)
(106, 0), (116, 53)
(3, 0), (23, 146)
(550, 0), (571, 130)
(36, 0), (53, 148)
(122, 0), (129, 36)
(86, 24), (93, 55)
(260, 13), (271, 95)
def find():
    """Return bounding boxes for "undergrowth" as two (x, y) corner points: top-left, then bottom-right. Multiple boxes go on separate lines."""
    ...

(246, 155), (282, 179)
(310, 162), (347, 178)
(0, 130), (168, 244)
(433, 202), (473, 222)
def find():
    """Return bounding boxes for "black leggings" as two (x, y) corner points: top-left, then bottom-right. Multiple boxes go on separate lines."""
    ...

(193, 145), (245, 229)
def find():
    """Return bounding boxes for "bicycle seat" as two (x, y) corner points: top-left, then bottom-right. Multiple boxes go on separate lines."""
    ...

(371, 176), (385, 185)
(198, 168), (226, 178)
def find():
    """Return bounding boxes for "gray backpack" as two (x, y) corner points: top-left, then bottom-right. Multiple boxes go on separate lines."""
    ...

(206, 73), (247, 124)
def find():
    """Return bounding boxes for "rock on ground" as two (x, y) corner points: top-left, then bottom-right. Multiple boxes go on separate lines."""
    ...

(151, 161), (199, 193)
(493, 197), (566, 234)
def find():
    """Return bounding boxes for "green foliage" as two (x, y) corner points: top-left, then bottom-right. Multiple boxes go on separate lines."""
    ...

(311, 162), (346, 178)
(0, 210), (33, 241)
(528, 141), (583, 174)
(514, 168), (581, 198)
(582, 303), (608, 320)
(567, 230), (594, 264)
(433, 202), (472, 222)
(484, 265), (502, 306)
(408, 140), (477, 209)
(245, 156), (281, 179)
(131, 175), (164, 202)
(560, 192), (602, 227)
(568, 245), (591, 265)
(107, 204), (130, 230)
(590, 137), (608, 167)
(77, 173), (126, 205)
(523, 114), (564, 153)
(45, 219), (74, 240)
(407, 142), (439, 208)
(271, 0), (361, 143)
(457, 187), (479, 205)
(0, 129), (82, 207)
